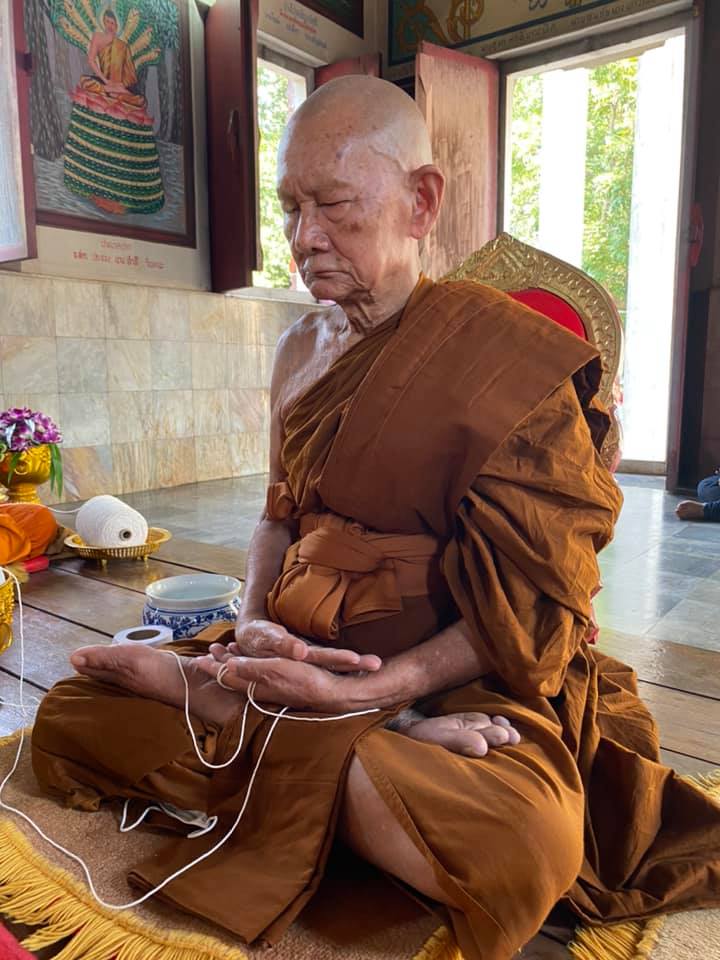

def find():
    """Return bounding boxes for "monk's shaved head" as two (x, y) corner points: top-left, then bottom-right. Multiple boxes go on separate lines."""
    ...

(276, 74), (444, 325)
(280, 75), (433, 173)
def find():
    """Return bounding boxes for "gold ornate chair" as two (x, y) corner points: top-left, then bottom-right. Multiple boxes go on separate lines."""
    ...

(442, 232), (623, 472)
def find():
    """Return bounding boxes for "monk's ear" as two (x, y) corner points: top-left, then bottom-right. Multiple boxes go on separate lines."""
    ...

(408, 165), (445, 239)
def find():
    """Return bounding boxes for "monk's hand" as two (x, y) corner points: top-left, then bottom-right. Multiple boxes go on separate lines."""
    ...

(195, 653), (350, 712)
(231, 618), (382, 673)
(401, 712), (521, 758)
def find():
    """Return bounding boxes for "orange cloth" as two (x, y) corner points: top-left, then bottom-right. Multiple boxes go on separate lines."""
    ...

(79, 38), (146, 109)
(266, 508), (443, 642)
(0, 504), (58, 565)
(31, 279), (720, 960)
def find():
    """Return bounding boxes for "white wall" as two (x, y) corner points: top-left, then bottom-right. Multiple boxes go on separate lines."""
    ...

(259, 0), (381, 66)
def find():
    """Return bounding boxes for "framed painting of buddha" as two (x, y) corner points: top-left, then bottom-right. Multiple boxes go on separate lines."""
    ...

(22, 0), (195, 247)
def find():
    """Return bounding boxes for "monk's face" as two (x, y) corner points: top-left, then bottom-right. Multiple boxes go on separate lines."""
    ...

(277, 127), (417, 304)
(103, 13), (117, 34)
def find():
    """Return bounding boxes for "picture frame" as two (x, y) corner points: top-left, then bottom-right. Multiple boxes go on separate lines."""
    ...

(24, 0), (195, 248)
(296, 0), (364, 39)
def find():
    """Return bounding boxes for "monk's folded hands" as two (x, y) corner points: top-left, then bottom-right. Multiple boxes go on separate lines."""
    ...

(195, 651), (359, 712)
(231, 618), (382, 672)
(196, 651), (522, 757)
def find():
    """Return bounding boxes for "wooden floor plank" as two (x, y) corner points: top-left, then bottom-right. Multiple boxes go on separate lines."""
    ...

(55, 556), (207, 596)
(18, 569), (145, 636)
(660, 749), (719, 778)
(599, 628), (720, 700)
(637, 681), (720, 765)
(155, 537), (247, 578)
(0, 607), (107, 691)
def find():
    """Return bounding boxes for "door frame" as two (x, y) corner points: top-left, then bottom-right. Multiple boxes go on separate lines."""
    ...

(496, 7), (701, 485)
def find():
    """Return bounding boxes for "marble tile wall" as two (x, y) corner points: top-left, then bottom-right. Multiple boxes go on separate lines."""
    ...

(0, 273), (309, 500)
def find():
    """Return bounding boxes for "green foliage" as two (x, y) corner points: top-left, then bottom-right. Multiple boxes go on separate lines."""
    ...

(48, 0), (178, 57)
(49, 443), (64, 497)
(508, 58), (639, 316)
(508, 74), (543, 246)
(127, 0), (180, 51)
(582, 59), (638, 313)
(255, 63), (293, 289)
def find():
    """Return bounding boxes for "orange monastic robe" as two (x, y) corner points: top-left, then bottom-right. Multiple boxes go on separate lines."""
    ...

(80, 38), (146, 109)
(0, 504), (57, 565)
(31, 279), (720, 960)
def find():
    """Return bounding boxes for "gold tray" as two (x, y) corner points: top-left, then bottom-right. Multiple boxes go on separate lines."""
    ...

(64, 527), (172, 566)
(0, 575), (14, 655)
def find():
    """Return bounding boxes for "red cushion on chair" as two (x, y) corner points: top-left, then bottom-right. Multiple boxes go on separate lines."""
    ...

(509, 288), (587, 340)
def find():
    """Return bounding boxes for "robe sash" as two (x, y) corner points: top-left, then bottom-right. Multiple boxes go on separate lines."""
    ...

(266, 490), (443, 642)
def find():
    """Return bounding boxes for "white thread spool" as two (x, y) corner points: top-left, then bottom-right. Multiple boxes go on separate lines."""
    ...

(75, 495), (148, 548)
(112, 625), (173, 647)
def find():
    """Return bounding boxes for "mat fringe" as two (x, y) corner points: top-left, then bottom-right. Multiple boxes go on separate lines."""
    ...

(2, 729), (718, 960)
(569, 768), (720, 960)
(0, 728), (248, 960)
(568, 917), (666, 960)
(413, 925), (463, 960)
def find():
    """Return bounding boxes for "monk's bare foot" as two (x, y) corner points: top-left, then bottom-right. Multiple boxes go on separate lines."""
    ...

(676, 500), (705, 521)
(403, 712), (521, 758)
(70, 644), (241, 726)
(518, 933), (570, 957)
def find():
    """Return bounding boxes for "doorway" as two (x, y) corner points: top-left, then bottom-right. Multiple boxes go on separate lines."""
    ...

(503, 30), (687, 472)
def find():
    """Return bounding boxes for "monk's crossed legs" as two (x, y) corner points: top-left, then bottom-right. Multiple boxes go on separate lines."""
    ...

(65, 644), (577, 957)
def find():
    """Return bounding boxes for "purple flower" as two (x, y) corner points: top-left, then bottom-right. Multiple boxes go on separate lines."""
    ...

(0, 406), (64, 496)
(0, 407), (63, 450)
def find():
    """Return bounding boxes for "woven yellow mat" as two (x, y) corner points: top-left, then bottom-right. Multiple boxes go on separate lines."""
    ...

(0, 729), (717, 960)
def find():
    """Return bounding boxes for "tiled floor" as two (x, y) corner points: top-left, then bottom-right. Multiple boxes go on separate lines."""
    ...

(594, 475), (720, 652)
(74, 472), (719, 654)
(119, 476), (268, 548)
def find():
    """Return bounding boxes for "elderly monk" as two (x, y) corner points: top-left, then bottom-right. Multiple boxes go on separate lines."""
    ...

(32, 77), (720, 960)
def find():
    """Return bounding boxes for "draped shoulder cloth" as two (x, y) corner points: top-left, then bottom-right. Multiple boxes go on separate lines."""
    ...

(312, 277), (604, 537)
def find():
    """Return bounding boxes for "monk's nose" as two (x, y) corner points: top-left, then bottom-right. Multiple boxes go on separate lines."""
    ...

(292, 209), (330, 256)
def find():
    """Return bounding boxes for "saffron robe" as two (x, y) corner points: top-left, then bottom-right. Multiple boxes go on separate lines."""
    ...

(79, 38), (146, 110)
(31, 279), (720, 960)
(0, 504), (58, 565)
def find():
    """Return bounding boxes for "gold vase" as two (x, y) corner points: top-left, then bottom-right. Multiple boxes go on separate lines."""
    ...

(0, 445), (52, 504)
(0, 575), (14, 655)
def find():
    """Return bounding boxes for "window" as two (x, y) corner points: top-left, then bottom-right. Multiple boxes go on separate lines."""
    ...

(254, 51), (310, 290)
(504, 31), (687, 467)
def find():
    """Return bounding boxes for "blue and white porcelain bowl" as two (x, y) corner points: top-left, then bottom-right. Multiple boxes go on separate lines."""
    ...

(143, 574), (242, 640)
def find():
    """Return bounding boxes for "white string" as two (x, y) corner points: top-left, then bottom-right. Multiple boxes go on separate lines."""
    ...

(0, 564), (380, 912)
(0, 584), (286, 910)
(0, 694), (42, 713)
(246, 682), (380, 722)
(48, 506), (82, 515)
(172, 651), (254, 770)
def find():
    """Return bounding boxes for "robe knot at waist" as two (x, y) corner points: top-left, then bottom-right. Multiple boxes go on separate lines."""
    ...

(266, 511), (444, 642)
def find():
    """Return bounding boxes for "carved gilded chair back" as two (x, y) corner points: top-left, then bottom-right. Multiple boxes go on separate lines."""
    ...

(442, 232), (623, 471)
